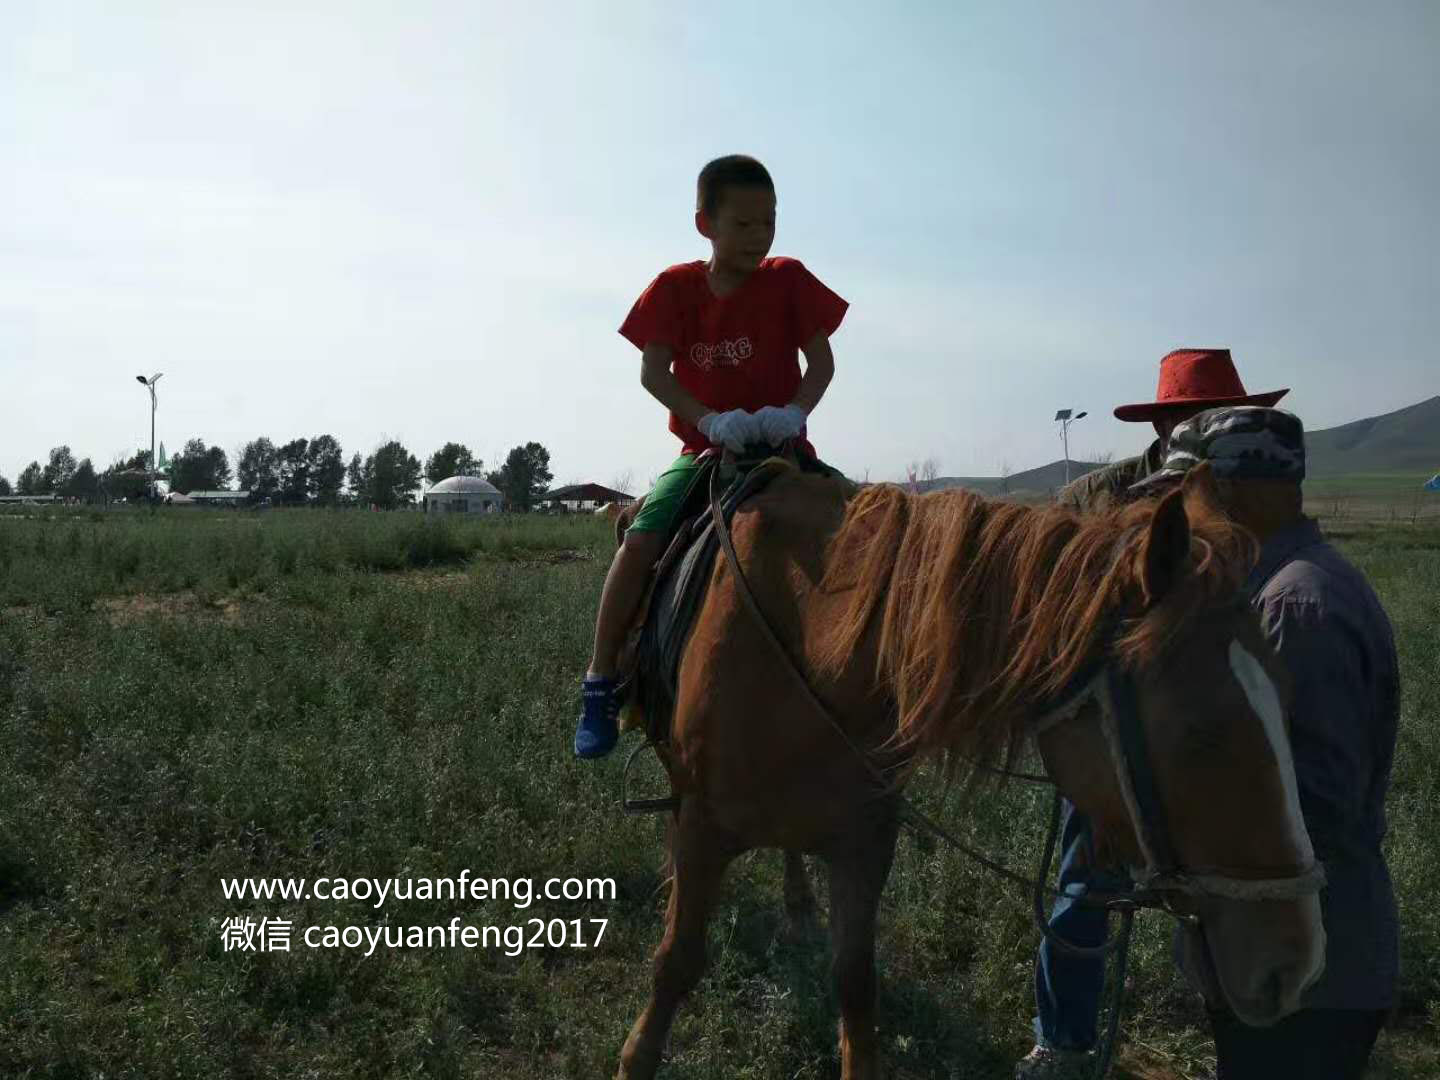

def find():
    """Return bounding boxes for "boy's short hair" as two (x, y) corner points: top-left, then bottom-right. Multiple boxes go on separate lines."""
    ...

(696, 155), (774, 218)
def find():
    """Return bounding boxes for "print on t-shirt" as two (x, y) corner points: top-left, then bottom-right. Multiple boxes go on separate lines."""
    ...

(690, 337), (754, 371)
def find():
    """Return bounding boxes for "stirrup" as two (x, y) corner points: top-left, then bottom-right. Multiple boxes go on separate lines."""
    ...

(622, 739), (680, 814)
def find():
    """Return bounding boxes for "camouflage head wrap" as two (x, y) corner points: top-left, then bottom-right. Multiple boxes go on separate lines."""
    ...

(1131, 406), (1305, 493)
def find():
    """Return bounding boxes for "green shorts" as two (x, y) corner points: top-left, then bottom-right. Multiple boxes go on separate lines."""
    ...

(626, 450), (846, 537)
(627, 454), (704, 535)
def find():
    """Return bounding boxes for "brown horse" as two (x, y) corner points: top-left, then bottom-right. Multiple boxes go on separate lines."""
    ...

(616, 463), (1324, 1080)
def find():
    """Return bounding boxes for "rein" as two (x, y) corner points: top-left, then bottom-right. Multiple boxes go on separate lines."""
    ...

(701, 467), (1093, 894)
(700, 463), (1052, 891)
(700, 458), (1324, 1079)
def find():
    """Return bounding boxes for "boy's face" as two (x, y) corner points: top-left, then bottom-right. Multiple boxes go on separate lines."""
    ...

(697, 186), (776, 273)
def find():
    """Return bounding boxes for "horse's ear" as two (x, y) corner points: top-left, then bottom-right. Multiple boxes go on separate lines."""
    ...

(1180, 461), (1225, 522)
(1140, 484), (1191, 605)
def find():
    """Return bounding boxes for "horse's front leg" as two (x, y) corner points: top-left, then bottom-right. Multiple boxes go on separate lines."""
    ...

(617, 806), (735, 1080)
(825, 805), (901, 1080)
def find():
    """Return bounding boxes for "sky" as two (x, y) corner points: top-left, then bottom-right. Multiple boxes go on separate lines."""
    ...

(2, 1), (1436, 490)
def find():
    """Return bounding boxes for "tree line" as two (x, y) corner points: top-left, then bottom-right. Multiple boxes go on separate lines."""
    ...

(2, 437), (555, 510)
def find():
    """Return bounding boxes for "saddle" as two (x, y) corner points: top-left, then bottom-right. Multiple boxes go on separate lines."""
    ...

(619, 448), (836, 753)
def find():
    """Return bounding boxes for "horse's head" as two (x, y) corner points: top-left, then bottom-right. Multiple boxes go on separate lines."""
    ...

(1036, 465), (1324, 1027)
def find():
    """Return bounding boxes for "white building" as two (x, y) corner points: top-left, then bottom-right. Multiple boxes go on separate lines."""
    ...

(424, 475), (502, 514)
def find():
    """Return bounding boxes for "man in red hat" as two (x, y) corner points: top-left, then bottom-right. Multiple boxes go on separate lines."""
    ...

(1057, 348), (1289, 513)
(1021, 349), (1289, 1080)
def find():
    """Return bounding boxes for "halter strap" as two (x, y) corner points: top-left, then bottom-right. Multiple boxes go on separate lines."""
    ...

(1031, 658), (1326, 903)
(1104, 666), (1180, 876)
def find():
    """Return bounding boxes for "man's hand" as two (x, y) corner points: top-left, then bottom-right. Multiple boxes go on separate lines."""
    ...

(697, 409), (761, 453)
(753, 404), (808, 446)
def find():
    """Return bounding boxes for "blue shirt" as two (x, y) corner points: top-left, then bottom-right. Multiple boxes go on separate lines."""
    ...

(1247, 517), (1400, 1010)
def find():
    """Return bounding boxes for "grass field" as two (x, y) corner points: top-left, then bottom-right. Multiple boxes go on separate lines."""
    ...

(1303, 473), (1440, 527)
(1, 505), (1436, 1079)
(1303, 473), (1433, 499)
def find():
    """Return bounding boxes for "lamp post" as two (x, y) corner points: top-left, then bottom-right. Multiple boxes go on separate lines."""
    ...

(135, 373), (163, 498)
(1054, 408), (1087, 486)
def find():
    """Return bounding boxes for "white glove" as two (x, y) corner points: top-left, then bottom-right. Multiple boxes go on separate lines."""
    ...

(696, 409), (761, 453)
(753, 404), (809, 446)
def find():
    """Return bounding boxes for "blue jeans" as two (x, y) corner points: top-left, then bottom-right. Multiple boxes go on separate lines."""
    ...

(1032, 799), (1132, 1051)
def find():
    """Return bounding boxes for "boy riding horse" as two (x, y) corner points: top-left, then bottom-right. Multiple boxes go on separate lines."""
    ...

(573, 154), (848, 758)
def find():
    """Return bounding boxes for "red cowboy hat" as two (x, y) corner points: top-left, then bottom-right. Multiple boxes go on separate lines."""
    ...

(1113, 348), (1289, 422)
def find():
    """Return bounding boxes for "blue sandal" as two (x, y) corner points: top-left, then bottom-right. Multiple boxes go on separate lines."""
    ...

(573, 674), (622, 759)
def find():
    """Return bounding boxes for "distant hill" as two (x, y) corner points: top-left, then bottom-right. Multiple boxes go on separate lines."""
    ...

(915, 459), (1103, 497)
(912, 394), (1440, 495)
(1304, 395), (1440, 475)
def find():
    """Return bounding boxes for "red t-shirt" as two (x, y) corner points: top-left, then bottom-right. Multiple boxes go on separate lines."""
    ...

(618, 256), (848, 454)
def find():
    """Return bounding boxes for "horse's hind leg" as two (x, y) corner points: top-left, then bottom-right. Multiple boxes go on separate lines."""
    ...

(617, 810), (734, 1080)
(782, 850), (818, 933)
(825, 808), (901, 1080)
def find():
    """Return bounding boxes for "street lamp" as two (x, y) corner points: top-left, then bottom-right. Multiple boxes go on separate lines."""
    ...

(1054, 408), (1087, 486)
(136, 373), (163, 498)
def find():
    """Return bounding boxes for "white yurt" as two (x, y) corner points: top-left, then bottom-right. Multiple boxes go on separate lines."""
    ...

(424, 476), (502, 514)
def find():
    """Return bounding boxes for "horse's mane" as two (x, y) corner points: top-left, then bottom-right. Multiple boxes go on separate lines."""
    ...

(816, 482), (1257, 780)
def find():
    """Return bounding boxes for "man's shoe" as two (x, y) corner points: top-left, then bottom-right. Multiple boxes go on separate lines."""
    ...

(573, 674), (621, 759)
(1015, 1044), (1095, 1079)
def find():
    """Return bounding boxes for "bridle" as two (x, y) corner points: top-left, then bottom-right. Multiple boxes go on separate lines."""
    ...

(1030, 658), (1326, 908)
(687, 455), (1325, 1078)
